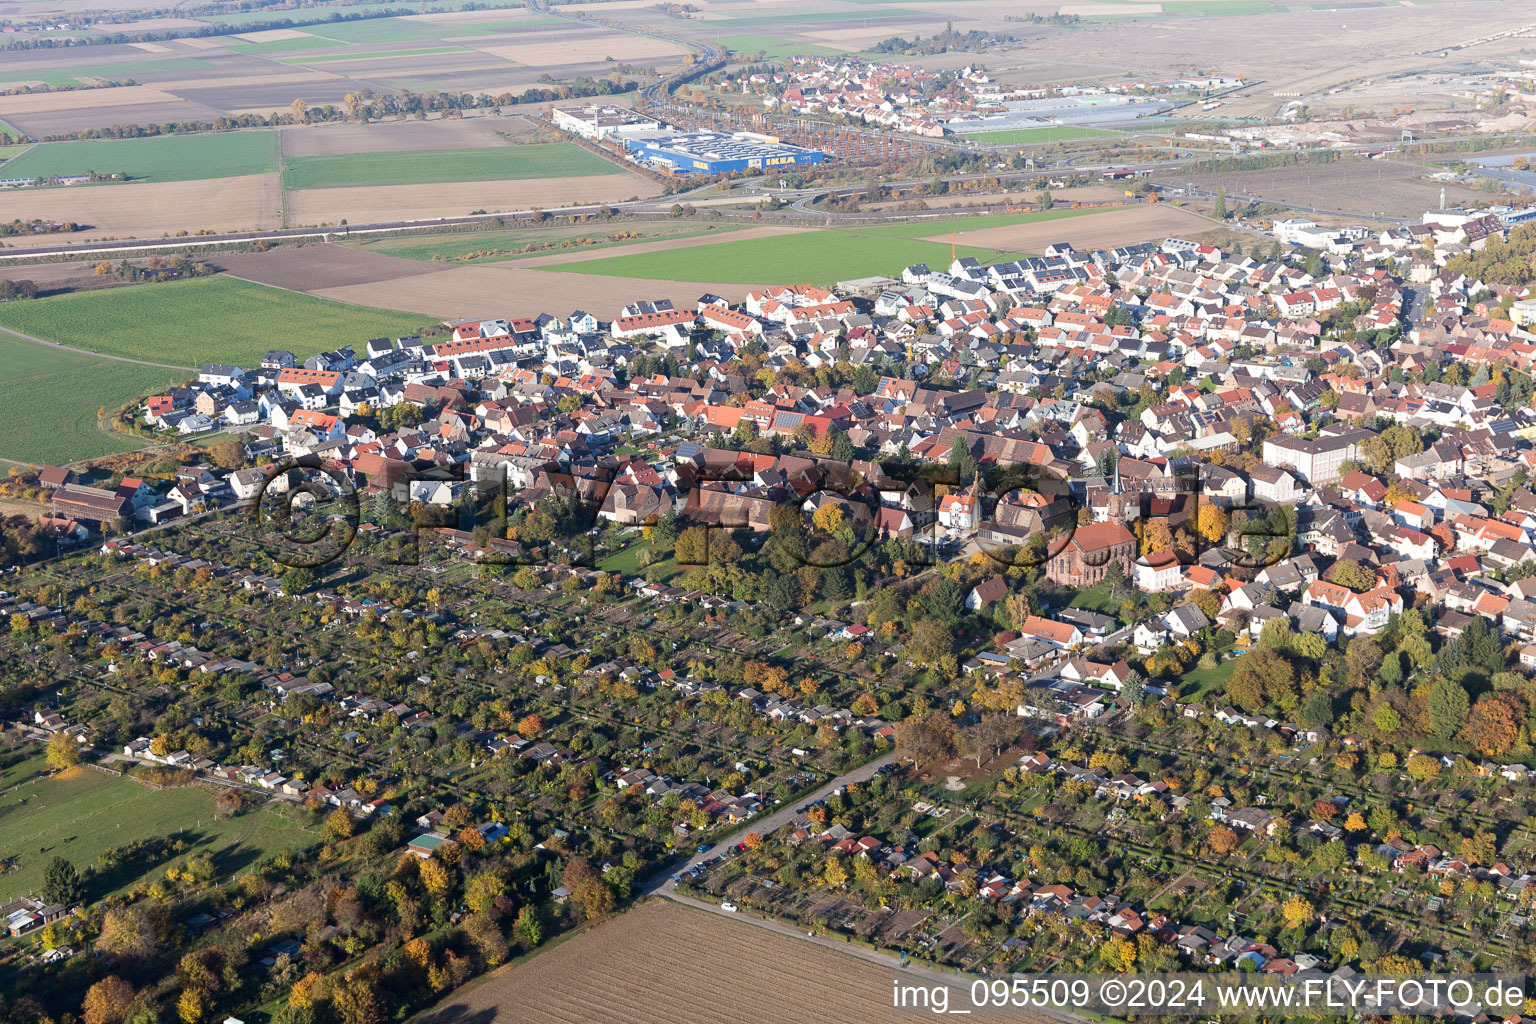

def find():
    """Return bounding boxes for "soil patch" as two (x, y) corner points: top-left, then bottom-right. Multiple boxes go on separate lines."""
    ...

(925, 205), (1209, 251)
(284, 173), (661, 223)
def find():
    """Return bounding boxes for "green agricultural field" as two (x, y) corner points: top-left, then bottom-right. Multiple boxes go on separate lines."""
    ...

(0, 332), (173, 464)
(715, 8), (924, 25)
(720, 35), (840, 58)
(552, 208), (1113, 285)
(0, 277), (429, 368)
(282, 142), (616, 189)
(0, 766), (317, 902)
(350, 222), (718, 262)
(426, 16), (563, 35)
(310, 16), (459, 43)
(0, 132), (278, 184)
(960, 126), (1118, 145)
(0, 57), (213, 86)
(224, 34), (346, 53)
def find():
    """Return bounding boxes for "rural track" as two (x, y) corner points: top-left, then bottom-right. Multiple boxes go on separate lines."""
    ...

(642, 748), (900, 898)
(0, 322), (195, 371)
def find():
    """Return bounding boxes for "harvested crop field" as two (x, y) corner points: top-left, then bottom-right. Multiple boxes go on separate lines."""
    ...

(154, 70), (338, 92)
(284, 173), (661, 223)
(0, 174), (281, 246)
(416, 900), (932, 1024)
(1178, 158), (1491, 219)
(236, 28), (314, 42)
(514, 225), (809, 267)
(217, 243), (439, 291)
(313, 262), (750, 318)
(280, 116), (518, 156)
(0, 84), (181, 116)
(478, 36), (688, 65)
(349, 221), (765, 263)
(207, 242), (748, 318)
(932, 204), (1211, 252)
(5, 100), (226, 138)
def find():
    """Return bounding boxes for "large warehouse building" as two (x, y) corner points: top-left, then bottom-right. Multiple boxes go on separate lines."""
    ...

(550, 104), (661, 141)
(623, 131), (825, 175)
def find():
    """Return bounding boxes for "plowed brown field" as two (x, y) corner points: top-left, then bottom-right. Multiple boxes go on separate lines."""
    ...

(0, 174), (282, 246)
(284, 173), (661, 224)
(925, 205), (1210, 252)
(415, 901), (929, 1024)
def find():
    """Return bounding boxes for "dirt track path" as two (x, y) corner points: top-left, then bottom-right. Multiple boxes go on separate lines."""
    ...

(0, 323), (196, 371)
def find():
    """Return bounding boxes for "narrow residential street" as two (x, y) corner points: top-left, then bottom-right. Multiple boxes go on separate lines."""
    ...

(640, 748), (901, 897)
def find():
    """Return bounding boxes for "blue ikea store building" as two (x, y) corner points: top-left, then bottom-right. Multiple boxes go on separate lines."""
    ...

(624, 130), (826, 175)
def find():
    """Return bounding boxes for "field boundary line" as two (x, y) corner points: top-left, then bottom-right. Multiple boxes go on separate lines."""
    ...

(0, 322), (196, 370)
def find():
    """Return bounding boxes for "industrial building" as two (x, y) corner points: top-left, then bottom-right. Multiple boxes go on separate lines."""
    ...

(550, 104), (661, 142)
(622, 131), (826, 175)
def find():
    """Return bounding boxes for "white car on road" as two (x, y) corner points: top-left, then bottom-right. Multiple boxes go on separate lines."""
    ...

(720, 902), (739, 912)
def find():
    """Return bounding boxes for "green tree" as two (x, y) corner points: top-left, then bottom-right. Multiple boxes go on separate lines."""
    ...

(514, 905), (543, 948)
(924, 577), (965, 626)
(1330, 559), (1375, 592)
(1427, 678), (1470, 741)
(1212, 186), (1227, 220)
(43, 856), (82, 905)
(1122, 669), (1145, 708)
(281, 567), (315, 595)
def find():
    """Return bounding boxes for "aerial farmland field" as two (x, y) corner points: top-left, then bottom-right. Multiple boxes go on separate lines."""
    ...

(0, 333), (172, 464)
(0, 131), (279, 184)
(280, 141), (616, 190)
(957, 126), (1120, 145)
(0, 276), (429, 367)
(416, 900), (934, 1024)
(345, 219), (723, 263)
(551, 208), (1126, 285)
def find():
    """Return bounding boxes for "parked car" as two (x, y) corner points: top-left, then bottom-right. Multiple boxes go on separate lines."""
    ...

(720, 902), (738, 912)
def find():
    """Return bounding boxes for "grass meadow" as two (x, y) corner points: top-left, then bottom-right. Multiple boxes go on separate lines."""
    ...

(1, 131), (278, 183)
(0, 276), (429, 368)
(720, 35), (840, 58)
(552, 208), (1110, 285)
(281, 142), (615, 190)
(0, 333), (172, 464)
(959, 126), (1119, 145)
(224, 35), (341, 53)
(0, 765), (317, 901)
